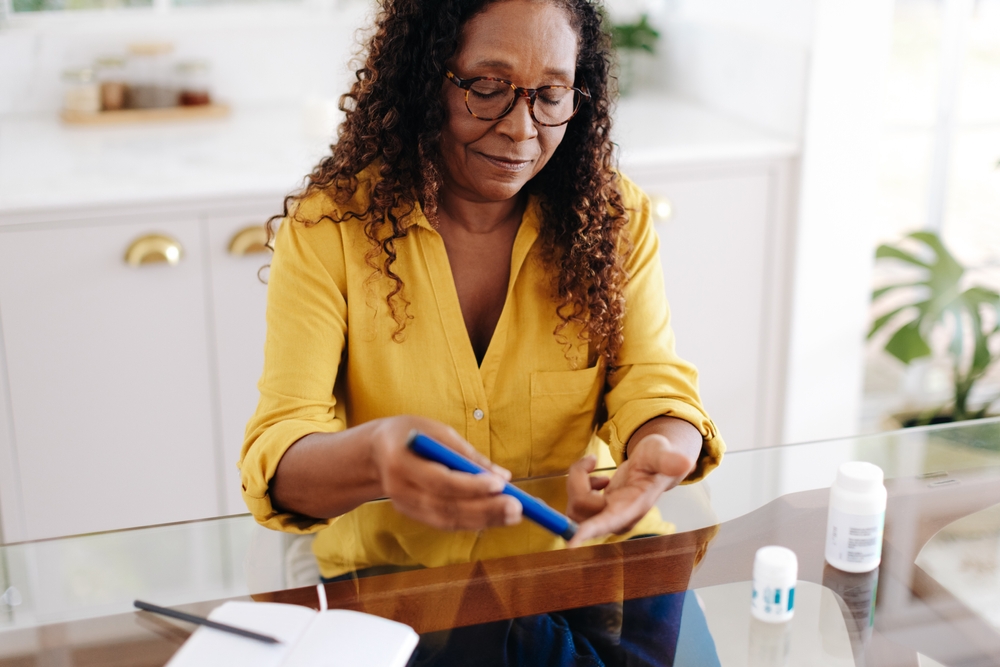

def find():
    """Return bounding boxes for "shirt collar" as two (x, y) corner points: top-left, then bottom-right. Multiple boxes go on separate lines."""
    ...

(403, 192), (543, 237)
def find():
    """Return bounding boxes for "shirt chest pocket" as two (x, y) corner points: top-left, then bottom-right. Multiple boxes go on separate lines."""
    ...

(529, 366), (603, 475)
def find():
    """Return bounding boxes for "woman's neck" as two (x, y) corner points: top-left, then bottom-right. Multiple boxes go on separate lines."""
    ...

(436, 186), (526, 235)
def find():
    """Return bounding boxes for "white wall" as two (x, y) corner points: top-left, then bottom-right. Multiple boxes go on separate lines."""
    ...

(672, 0), (816, 44)
(650, 0), (815, 140)
(782, 0), (896, 444)
(655, 21), (811, 140)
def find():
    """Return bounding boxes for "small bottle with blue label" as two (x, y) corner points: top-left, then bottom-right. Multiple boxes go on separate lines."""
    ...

(751, 546), (798, 623)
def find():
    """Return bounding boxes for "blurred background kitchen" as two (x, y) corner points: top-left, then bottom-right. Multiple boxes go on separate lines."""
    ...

(0, 0), (997, 546)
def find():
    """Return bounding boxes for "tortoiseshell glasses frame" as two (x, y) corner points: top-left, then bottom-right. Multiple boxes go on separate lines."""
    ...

(444, 69), (591, 127)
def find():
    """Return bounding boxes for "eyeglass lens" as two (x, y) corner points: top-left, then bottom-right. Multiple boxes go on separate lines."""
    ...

(467, 79), (579, 125)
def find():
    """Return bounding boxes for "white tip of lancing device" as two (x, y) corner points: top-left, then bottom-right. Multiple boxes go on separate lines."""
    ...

(317, 583), (328, 612)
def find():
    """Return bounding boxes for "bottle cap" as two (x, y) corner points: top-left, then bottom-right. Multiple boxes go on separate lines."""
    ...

(62, 68), (95, 83)
(175, 60), (211, 74)
(128, 42), (174, 57)
(94, 56), (127, 69)
(836, 461), (884, 494)
(754, 546), (798, 583)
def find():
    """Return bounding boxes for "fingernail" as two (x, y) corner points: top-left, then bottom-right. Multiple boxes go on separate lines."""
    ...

(505, 499), (522, 525)
(489, 477), (505, 493)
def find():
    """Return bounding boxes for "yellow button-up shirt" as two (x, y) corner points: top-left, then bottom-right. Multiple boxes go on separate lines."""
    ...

(240, 168), (725, 578)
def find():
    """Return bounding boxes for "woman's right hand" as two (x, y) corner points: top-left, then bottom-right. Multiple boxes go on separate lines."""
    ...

(370, 416), (522, 532)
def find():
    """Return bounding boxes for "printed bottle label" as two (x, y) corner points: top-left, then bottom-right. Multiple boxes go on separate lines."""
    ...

(826, 507), (884, 568)
(751, 581), (795, 621)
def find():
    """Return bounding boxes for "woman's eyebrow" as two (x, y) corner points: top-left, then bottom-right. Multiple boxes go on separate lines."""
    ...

(469, 58), (514, 70)
(467, 59), (574, 81)
(542, 67), (575, 80)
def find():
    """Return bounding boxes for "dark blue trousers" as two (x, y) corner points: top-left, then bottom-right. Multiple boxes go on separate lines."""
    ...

(324, 567), (720, 667)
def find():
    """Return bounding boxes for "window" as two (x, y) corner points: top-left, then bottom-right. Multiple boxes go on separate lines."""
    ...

(863, 0), (1000, 427)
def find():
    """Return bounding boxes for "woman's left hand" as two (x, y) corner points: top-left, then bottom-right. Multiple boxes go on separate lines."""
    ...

(565, 431), (697, 547)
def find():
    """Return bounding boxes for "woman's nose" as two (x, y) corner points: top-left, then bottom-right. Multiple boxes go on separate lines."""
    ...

(495, 93), (537, 141)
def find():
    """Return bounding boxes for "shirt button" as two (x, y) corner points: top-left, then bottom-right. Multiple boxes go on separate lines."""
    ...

(473, 408), (485, 421)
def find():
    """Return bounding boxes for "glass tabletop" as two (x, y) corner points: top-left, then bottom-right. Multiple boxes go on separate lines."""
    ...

(2, 417), (999, 666)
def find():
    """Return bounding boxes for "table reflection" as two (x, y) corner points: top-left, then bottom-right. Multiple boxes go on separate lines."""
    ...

(413, 591), (709, 667)
(3, 419), (1000, 667)
(311, 471), (688, 582)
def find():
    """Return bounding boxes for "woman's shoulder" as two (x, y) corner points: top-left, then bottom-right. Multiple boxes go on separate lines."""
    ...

(611, 171), (654, 245)
(613, 171), (650, 212)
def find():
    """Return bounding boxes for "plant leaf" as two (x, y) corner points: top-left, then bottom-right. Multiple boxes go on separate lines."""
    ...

(868, 304), (920, 339)
(875, 244), (931, 268)
(947, 306), (964, 361)
(884, 319), (933, 363)
(902, 232), (965, 328)
(961, 288), (1000, 377)
(961, 285), (1000, 305)
(871, 281), (928, 302)
(611, 13), (660, 52)
(909, 231), (964, 274)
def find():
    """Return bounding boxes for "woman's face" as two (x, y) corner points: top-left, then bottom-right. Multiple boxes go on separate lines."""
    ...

(439, 0), (579, 204)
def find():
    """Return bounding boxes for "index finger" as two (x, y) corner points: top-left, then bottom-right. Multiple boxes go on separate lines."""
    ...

(566, 455), (598, 501)
(567, 495), (649, 547)
(404, 453), (508, 499)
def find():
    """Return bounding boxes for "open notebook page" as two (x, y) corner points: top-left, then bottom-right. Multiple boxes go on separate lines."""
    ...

(166, 601), (316, 667)
(283, 609), (419, 667)
(165, 601), (419, 667)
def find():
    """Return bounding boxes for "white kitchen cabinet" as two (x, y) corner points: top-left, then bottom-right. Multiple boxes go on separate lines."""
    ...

(626, 160), (795, 452)
(205, 209), (275, 517)
(0, 216), (221, 541)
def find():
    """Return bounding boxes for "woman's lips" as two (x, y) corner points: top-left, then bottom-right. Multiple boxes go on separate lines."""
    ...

(479, 153), (533, 172)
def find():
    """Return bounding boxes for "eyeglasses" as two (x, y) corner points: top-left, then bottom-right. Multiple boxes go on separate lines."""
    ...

(444, 69), (590, 127)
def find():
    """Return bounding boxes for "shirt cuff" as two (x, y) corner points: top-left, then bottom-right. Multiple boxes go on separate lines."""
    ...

(602, 398), (726, 483)
(239, 418), (345, 534)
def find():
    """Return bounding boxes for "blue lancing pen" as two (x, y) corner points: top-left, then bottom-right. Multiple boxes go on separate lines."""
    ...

(406, 431), (579, 541)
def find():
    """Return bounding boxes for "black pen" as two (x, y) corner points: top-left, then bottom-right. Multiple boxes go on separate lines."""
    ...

(134, 600), (282, 644)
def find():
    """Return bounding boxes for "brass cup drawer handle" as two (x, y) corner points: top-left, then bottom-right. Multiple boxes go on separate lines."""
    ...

(650, 195), (673, 223)
(228, 225), (270, 256)
(124, 234), (183, 267)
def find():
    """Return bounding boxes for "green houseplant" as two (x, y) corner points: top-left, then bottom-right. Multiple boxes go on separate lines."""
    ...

(606, 13), (660, 96)
(610, 14), (660, 54)
(869, 231), (1000, 424)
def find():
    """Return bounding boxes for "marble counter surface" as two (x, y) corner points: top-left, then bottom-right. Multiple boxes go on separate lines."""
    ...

(0, 94), (797, 221)
(613, 94), (798, 168)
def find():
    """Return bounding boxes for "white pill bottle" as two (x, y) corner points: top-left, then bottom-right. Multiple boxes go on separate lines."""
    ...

(825, 462), (887, 573)
(751, 546), (798, 623)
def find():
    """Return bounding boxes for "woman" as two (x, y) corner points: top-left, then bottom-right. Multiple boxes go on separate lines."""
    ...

(240, 0), (725, 581)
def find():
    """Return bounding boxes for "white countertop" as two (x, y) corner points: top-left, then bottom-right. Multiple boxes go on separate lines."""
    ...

(613, 95), (798, 168)
(0, 94), (797, 220)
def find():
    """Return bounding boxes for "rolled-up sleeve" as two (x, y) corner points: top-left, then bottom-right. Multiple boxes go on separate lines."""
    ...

(238, 202), (350, 533)
(598, 176), (726, 481)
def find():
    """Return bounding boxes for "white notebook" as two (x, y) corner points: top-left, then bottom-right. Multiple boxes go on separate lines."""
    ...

(165, 600), (419, 667)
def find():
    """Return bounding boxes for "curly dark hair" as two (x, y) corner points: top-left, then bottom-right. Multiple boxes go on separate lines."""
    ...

(271, 0), (631, 370)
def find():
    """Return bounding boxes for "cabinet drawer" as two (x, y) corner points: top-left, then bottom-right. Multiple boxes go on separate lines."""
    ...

(0, 219), (220, 540)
